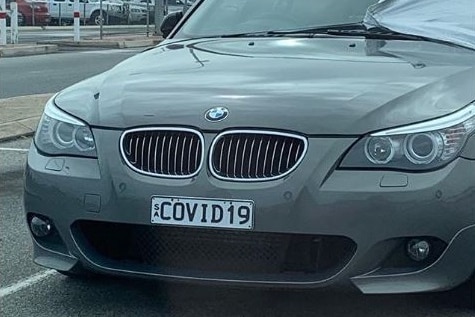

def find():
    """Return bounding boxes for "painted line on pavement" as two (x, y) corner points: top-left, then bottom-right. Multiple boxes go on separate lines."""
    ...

(0, 147), (29, 152)
(0, 270), (56, 298)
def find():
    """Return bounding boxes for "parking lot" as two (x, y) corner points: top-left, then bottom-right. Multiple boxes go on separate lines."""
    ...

(0, 136), (473, 317)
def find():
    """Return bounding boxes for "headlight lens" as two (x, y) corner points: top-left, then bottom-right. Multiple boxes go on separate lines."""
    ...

(34, 96), (97, 157)
(341, 102), (475, 170)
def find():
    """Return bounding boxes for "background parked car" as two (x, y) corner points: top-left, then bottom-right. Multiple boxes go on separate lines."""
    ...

(46, 0), (144, 25)
(6, 8), (25, 26)
(165, 0), (192, 14)
(122, 0), (152, 19)
(6, 0), (50, 26)
(119, 0), (191, 24)
(126, 5), (148, 24)
(86, 0), (145, 24)
(46, 0), (120, 25)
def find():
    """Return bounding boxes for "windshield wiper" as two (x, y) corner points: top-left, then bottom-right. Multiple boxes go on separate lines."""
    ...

(269, 23), (364, 35)
(217, 23), (459, 47)
(220, 31), (311, 38)
(219, 23), (422, 40)
(271, 23), (426, 41)
(218, 23), (363, 38)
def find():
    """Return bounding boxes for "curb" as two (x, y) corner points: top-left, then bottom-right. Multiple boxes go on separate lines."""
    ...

(0, 120), (38, 142)
(0, 94), (53, 142)
(38, 38), (161, 49)
(0, 45), (58, 58)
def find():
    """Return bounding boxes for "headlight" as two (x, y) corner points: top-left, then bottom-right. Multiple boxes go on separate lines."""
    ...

(340, 102), (475, 171)
(34, 96), (97, 158)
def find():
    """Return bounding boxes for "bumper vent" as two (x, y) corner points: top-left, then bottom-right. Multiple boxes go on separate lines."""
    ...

(210, 131), (307, 181)
(75, 221), (357, 279)
(120, 128), (204, 178)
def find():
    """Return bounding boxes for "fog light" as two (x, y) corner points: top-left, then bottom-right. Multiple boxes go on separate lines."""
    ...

(407, 239), (431, 262)
(30, 216), (52, 238)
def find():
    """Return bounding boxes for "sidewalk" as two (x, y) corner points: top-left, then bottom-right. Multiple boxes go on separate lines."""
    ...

(0, 94), (53, 141)
(38, 34), (162, 49)
(0, 44), (58, 57)
(0, 34), (162, 57)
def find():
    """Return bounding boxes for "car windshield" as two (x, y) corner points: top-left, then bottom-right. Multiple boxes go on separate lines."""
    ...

(175, 0), (475, 50)
(364, 0), (475, 50)
(176, 0), (379, 38)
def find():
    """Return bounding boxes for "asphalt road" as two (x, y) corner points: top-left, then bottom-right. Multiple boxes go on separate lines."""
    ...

(0, 137), (474, 316)
(0, 48), (142, 99)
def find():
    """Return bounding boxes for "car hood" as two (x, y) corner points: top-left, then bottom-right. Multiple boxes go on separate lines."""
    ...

(55, 37), (475, 135)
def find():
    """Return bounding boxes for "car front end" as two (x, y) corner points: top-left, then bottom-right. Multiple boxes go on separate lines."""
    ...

(128, 5), (148, 24)
(23, 0), (475, 305)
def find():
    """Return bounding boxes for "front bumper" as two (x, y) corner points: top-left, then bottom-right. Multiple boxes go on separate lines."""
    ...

(24, 130), (475, 293)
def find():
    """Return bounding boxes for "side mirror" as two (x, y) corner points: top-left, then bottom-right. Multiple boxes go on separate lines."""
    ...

(160, 11), (183, 38)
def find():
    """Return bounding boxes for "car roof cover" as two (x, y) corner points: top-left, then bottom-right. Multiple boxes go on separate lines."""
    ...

(364, 0), (475, 50)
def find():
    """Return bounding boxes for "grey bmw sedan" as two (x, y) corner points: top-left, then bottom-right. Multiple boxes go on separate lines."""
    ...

(24, 0), (475, 307)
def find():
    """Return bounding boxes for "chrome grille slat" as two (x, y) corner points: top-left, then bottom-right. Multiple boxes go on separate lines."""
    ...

(153, 135), (159, 174)
(133, 136), (139, 165)
(121, 128), (203, 178)
(295, 142), (301, 163)
(233, 138), (241, 177)
(226, 136), (233, 178)
(180, 136), (186, 176)
(219, 138), (225, 174)
(248, 136), (256, 178)
(278, 139), (286, 174)
(174, 136), (180, 176)
(262, 138), (271, 178)
(140, 135), (146, 171)
(240, 137), (249, 178)
(269, 138), (278, 177)
(211, 131), (307, 181)
(286, 141), (294, 170)
(188, 137), (193, 176)
(126, 138), (133, 156)
(160, 135), (166, 174)
(255, 138), (263, 179)
(147, 134), (153, 172)
(194, 137), (200, 175)
(167, 134), (173, 175)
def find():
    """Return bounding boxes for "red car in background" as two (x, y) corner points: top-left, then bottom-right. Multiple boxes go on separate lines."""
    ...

(6, 0), (50, 26)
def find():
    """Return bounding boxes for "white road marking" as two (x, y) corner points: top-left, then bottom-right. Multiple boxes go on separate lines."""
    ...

(0, 270), (56, 298)
(0, 147), (29, 152)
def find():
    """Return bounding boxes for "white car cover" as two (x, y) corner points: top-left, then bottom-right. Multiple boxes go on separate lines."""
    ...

(364, 0), (475, 50)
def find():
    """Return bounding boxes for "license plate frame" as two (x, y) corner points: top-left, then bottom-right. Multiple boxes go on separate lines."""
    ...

(151, 196), (255, 230)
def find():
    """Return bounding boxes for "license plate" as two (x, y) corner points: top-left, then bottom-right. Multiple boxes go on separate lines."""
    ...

(151, 196), (254, 230)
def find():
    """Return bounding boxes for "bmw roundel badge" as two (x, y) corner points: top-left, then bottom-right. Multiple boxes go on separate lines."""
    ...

(205, 107), (229, 122)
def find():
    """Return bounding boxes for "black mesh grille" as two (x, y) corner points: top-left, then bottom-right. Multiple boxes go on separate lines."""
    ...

(75, 221), (356, 278)
(137, 226), (289, 273)
(121, 129), (202, 177)
(211, 132), (306, 180)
